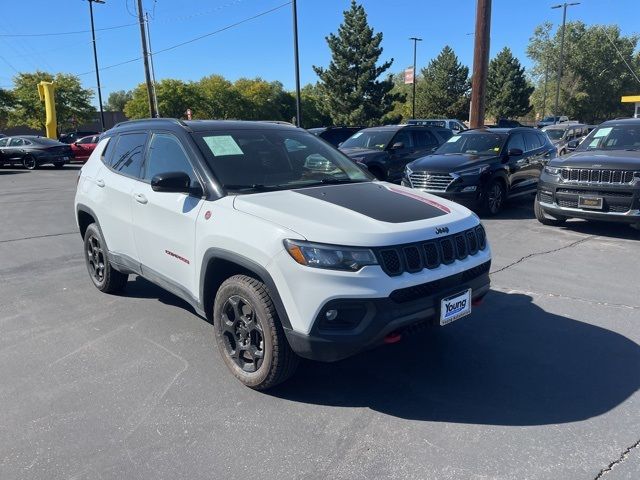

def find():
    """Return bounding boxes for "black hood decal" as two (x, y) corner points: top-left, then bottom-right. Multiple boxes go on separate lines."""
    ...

(294, 183), (449, 223)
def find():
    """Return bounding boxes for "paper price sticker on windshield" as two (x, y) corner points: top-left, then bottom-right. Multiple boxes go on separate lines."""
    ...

(447, 136), (461, 143)
(351, 132), (363, 138)
(204, 135), (244, 156)
(593, 127), (612, 138)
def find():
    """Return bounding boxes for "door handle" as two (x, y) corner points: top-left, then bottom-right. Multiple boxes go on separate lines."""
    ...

(95, 179), (105, 187)
(134, 193), (148, 204)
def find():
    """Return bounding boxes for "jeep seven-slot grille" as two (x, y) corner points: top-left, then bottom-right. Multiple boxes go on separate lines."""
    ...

(375, 225), (487, 276)
(559, 168), (637, 184)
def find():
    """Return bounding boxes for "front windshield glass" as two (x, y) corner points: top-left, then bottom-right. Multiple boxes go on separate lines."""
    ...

(545, 129), (565, 141)
(340, 130), (395, 150)
(543, 116), (558, 122)
(575, 124), (640, 152)
(435, 133), (506, 156)
(195, 129), (371, 192)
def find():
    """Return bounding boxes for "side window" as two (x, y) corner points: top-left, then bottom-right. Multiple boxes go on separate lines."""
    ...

(391, 130), (413, 148)
(413, 130), (438, 148)
(110, 133), (147, 178)
(0, 138), (8, 147)
(144, 133), (195, 183)
(100, 137), (113, 165)
(537, 133), (549, 147)
(524, 132), (542, 151)
(9, 138), (24, 147)
(506, 133), (525, 153)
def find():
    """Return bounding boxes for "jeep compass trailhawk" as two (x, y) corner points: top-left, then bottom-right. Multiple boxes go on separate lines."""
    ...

(75, 119), (491, 389)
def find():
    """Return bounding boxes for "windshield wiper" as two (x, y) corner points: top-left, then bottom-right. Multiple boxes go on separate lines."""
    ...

(319, 178), (368, 185)
(223, 183), (286, 192)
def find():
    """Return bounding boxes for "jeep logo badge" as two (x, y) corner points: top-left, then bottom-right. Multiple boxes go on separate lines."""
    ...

(435, 227), (449, 235)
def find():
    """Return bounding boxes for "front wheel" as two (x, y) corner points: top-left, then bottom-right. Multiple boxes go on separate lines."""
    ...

(23, 155), (37, 170)
(83, 223), (128, 293)
(481, 179), (506, 215)
(534, 197), (567, 226)
(213, 275), (299, 390)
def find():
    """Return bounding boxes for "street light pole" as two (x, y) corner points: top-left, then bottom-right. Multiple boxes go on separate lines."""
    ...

(409, 37), (422, 119)
(552, 2), (580, 119)
(292, 0), (302, 127)
(88, 0), (105, 132)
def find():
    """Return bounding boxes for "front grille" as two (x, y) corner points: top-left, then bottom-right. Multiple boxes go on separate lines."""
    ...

(389, 261), (491, 303)
(556, 188), (633, 198)
(558, 199), (578, 208)
(409, 172), (456, 191)
(560, 168), (638, 185)
(610, 205), (630, 213)
(539, 191), (553, 203)
(376, 225), (488, 276)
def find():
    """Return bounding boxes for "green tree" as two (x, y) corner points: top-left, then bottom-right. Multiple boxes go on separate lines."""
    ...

(124, 79), (202, 119)
(0, 87), (14, 129)
(313, 0), (399, 126)
(486, 47), (533, 119)
(104, 90), (132, 112)
(198, 75), (246, 119)
(300, 83), (332, 127)
(8, 71), (95, 132)
(527, 22), (640, 122)
(387, 71), (411, 123)
(233, 78), (294, 121)
(414, 46), (470, 120)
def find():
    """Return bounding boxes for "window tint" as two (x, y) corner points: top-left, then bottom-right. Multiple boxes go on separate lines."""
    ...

(506, 133), (525, 152)
(9, 138), (24, 146)
(412, 129), (438, 148)
(537, 133), (549, 147)
(391, 130), (413, 148)
(0, 138), (8, 147)
(524, 132), (542, 151)
(77, 136), (93, 145)
(144, 133), (194, 183)
(110, 133), (146, 178)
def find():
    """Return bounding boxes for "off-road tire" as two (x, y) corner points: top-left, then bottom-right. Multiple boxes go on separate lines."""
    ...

(534, 197), (567, 226)
(213, 274), (299, 390)
(83, 223), (128, 293)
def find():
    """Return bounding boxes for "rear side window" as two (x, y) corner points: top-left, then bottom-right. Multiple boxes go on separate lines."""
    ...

(506, 133), (525, 152)
(413, 129), (439, 148)
(144, 133), (195, 183)
(9, 138), (24, 146)
(524, 132), (542, 151)
(110, 133), (147, 178)
(0, 138), (7, 147)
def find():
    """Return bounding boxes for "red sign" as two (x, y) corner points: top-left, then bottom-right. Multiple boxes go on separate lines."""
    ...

(404, 66), (415, 85)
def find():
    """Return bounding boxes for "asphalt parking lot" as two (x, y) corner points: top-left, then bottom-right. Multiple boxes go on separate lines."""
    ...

(1, 165), (639, 480)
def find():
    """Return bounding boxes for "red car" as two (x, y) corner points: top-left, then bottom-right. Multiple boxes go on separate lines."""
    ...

(70, 134), (100, 162)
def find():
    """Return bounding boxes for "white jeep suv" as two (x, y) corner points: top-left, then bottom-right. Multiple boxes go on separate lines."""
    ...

(74, 119), (492, 389)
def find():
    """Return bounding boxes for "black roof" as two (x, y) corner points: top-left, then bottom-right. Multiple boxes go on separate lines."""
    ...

(110, 118), (300, 133)
(601, 117), (640, 126)
(461, 127), (532, 134)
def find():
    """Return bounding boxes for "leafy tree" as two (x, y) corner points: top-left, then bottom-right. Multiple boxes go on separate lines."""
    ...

(527, 22), (640, 122)
(104, 90), (132, 112)
(300, 83), (332, 127)
(313, 0), (399, 126)
(8, 71), (95, 132)
(0, 88), (14, 129)
(198, 75), (246, 119)
(233, 78), (294, 121)
(414, 46), (470, 120)
(124, 79), (202, 119)
(486, 47), (533, 119)
(387, 71), (411, 122)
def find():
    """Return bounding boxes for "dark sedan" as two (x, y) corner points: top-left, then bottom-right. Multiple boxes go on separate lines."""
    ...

(0, 136), (73, 170)
(339, 125), (447, 182)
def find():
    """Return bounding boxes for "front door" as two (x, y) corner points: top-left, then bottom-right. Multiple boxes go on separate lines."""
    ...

(131, 132), (204, 297)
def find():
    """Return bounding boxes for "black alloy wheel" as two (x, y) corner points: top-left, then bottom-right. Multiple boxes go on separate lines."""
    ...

(82, 223), (128, 293)
(484, 180), (505, 215)
(23, 155), (37, 170)
(86, 233), (106, 285)
(220, 295), (265, 373)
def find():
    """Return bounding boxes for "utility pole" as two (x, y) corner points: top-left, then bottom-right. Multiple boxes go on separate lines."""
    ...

(409, 37), (422, 119)
(552, 2), (580, 120)
(145, 12), (160, 117)
(292, 0), (302, 127)
(469, 0), (492, 128)
(88, 0), (105, 131)
(136, 0), (156, 118)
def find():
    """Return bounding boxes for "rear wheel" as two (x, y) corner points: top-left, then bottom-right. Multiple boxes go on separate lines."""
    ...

(213, 274), (298, 390)
(481, 179), (506, 215)
(83, 223), (128, 293)
(23, 155), (37, 170)
(534, 197), (567, 226)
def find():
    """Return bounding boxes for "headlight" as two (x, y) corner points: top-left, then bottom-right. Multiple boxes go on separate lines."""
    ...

(284, 239), (378, 271)
(544, 166), (561, 175)
(455, 164), (490, 176)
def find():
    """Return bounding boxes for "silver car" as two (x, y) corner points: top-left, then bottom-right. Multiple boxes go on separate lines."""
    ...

(542, 123), (589, 156)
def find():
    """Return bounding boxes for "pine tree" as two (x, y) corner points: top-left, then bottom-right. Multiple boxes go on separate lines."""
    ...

(486, 47), (534, 119)
(415, 46), (470, 120)
(313, 0), (399, 126)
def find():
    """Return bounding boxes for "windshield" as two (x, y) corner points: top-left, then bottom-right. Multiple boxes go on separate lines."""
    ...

(575, 124), (640, 152)
(542, 116), (558, 122)
(194, 129), (371, 192)
(545, 129), (565, 141)
(435, 133), (506, 156)
(340, 130), (395, 150)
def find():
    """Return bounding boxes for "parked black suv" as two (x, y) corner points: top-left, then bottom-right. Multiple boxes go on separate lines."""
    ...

(402, 127), (556, 214)
(308, 126), (363, 147)
(535, 118), (640, 230)
(339, 125), (447, 182)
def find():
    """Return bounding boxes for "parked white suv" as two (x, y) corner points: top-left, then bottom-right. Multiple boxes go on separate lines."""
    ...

(74, 119), (492, 389)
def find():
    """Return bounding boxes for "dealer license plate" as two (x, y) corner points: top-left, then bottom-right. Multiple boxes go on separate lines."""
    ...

(440, 289), (471, 326)
(578, 195), (603, 210)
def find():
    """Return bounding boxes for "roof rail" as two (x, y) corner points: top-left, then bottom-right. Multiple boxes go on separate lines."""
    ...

(112, 118), (187, 129)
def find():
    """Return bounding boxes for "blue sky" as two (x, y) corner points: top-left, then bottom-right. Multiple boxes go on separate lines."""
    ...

(0, 0), (637, 106)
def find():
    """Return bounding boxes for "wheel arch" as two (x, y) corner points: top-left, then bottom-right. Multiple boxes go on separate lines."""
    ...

(76, 204), (99, 239)
(200, 248), (292, 329)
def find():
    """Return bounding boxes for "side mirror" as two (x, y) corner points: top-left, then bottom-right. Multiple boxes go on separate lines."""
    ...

(507, 148), (523, 157)
(151, 171), (192, 194)
(391, 142), (404, 150)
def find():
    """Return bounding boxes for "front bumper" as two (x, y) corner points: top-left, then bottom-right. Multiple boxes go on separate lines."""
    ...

(400, 178), (483, 209)
(537, 178), (640, 224)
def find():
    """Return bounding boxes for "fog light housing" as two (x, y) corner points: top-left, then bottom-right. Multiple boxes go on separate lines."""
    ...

(325, 309), (338, 321)
(316, 302), (369, 331)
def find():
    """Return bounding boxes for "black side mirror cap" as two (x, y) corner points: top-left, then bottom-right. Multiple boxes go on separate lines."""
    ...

(151, 171), (192, 194)
(391, 142), (404, 150)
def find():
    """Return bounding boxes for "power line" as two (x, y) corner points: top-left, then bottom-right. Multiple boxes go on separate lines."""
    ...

(0, 22), (138, 38)
(599, 25), (640, 86)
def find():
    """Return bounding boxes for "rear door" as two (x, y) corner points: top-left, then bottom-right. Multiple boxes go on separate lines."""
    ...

(523, 131), (545, 188)
(132, 131), (204, 296)
(504, 132), (529, 193)
(386, 129), (415, 181)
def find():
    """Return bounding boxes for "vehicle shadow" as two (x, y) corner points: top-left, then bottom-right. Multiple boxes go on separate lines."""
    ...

(271, 290), (640, 426)
(557, 220), (639, 240)
(122, 275), (205, 318)
(0, 170), (29, 175)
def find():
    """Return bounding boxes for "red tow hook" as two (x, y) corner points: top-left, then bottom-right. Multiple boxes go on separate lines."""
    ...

(384, 331), (402, 344)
